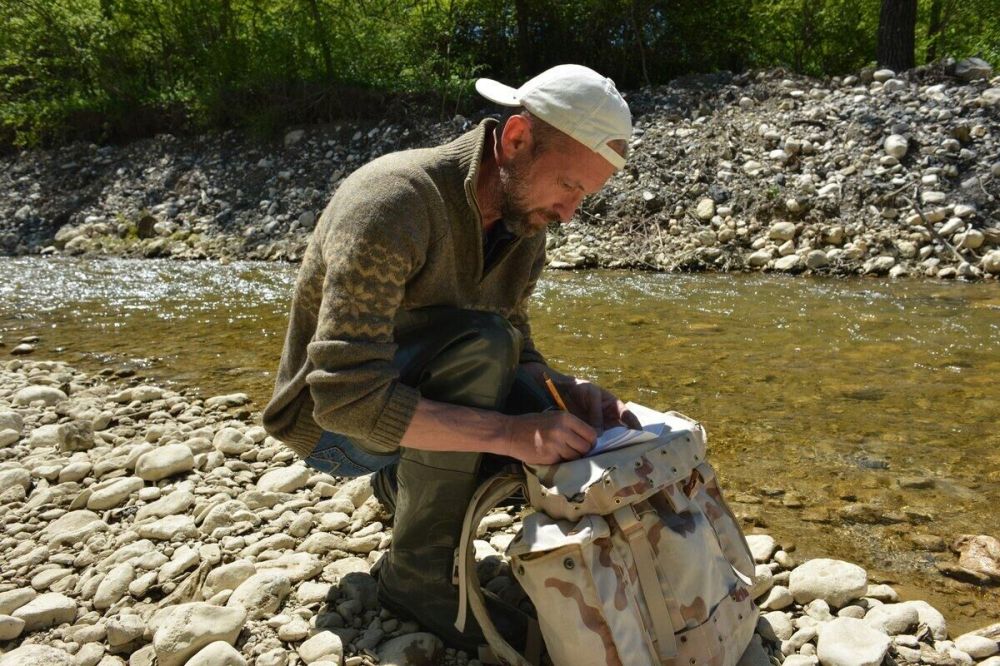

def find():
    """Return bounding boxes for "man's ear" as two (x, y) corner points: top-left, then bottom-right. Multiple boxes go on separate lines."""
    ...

(498, 114), (534, 163)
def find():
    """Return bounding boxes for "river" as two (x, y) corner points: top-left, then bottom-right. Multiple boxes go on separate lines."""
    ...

(2, 257), (998, 632)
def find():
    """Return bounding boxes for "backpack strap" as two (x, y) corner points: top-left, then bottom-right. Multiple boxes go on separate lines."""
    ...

(613, 505), (680, 661)
(455, 472), (535, 666)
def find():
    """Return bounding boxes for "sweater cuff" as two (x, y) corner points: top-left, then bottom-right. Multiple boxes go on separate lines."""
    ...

(366, 382), (421, 453)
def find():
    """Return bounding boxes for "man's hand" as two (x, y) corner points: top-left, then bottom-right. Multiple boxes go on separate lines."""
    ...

(523, 363), (640, 433)
(504, 412), (596, 465)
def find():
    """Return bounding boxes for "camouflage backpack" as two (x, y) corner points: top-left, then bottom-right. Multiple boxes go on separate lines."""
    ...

(455, 409), (759, 666)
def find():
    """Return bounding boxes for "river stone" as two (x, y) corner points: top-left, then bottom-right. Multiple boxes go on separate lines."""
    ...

(955, 634), (999, 659)
(759, 585), (794, 611)
(0, 428), (19, 447)
(0, 589), (37, 615)
(0, 411), (24, 433)
(952, 534), (1000, 581)
(13, 385), (67, 406)
(790, 558), (867, 607)
(750, 564), (774, 599)
(298, 631), (345, 664)
(955, 57), (993, 81)
(152, 602), (247, 666)
(863, 602), (918, 635)
(135, 444), (194, 481)
(201, 500), (257, 533)
(257, 465), (310, 493)
(213, 427), (253, 455)
(42, 510), (108, 545)
(138, 514), (199, 541)
(0, 644), (75, 666)
(817, 617), (890, 666)
(758, 611), (794, 642)
(769, 221), (797, 241)
(88, 477), (144, 510)
(11, 592), (76, 631)
(106, 613), (146, 647)
(746, 534), (778, 562)
(94, 564), (135, 610)
(897, 600), (947, 639)
(0, 467), (30, 493)
(0, 614), (25, 641)
(256, 552), (323, 582)
(227, 572), (291, 619)
(983, 250), (1000, 275)
(774, 255), (802, 272)
(696, 198), (716, 220)
(136, 488), (195, 521)
(28, 423), (66, 448)
(205, 393), (250, 409)
(186, 641), (247, 666)
(334, 476), (374, 508)
(204, 560), (257, 598)
(884, 134), (908, 159)
(377, 632), (444, 666)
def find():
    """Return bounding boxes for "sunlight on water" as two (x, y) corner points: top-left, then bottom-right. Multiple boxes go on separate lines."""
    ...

(2, 257), (998, 630)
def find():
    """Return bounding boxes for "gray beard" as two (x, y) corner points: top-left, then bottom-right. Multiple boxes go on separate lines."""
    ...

(498, 163), (547, 238)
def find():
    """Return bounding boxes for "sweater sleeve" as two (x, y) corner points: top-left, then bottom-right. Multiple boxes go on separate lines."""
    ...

(509, 241), (547, 366)
(304, 174), (429, 452)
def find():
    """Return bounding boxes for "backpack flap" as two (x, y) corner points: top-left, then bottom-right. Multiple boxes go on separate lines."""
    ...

(525, 421), (707, 520)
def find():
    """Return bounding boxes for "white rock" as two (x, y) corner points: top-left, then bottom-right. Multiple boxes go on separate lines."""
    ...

(896, 600), (947, 639)
(774, 255), (802, 272)
(983, 250), (1000, 275)
(227, 572), (291, 620)
(152, 602), (247, 666)
(318, 511), (351, 532)
(873, 69), (895, 82)
(257, 465), (310, 493)
(186, 641), (247, 666)
(760, 611), (795, 641)
(746, 534), (778, 562)
(0, 428), (19, 447)
(769, 222), (797, 241)
(284, 129), (306, 147)
(954, 634), (999, 659)
(863, 603), (918, 635)
(213, 427), (254, 455)
(0, 589), (36, 615)
(0, 411), (24, 433)
(696, 198), (716, 220)
(205, 393), (250, 409)
(334, 476), (374, 508)
(806, 250), (830, 269)
(298, 631), (345, 664)
(136, 489), (195, 522)
(256, 552), (324, 582)
(817, 617), (890, 666)
(204, 560), (257, 599)
(0, 644), (75, 666)
(750, 564), (774, 600)
(13, 386), (67, 406)
(884, 134), (908, 159)
(789, 558), (867, 608)
(106, 613), (146, 647)
(0, 467), (30, 493)
(0, 614), (25, 641)
(87, 477), (144, 510)
(135, 444), (194, 481)
(760, 585), (794, 611)
(94, 564), (135, 610)
(11, 592), (76, 631)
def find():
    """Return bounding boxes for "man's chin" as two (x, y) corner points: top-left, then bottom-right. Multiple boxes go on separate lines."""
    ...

(509, 213), (556, 238)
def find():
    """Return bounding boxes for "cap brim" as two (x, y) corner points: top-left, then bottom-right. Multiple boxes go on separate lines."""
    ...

(475, 79), (521, 106)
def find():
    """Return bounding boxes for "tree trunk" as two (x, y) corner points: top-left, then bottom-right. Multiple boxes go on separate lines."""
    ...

(304, 0), (334, 82)
(926, 0), (942, 63)
(630, 0), (650, 87)
(513, 0), (531, 77)
(876, 0), (917, 72)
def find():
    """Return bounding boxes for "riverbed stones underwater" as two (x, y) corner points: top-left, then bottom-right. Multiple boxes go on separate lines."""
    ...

(0, 358), (998, 665)
(1, 61), (998, 280)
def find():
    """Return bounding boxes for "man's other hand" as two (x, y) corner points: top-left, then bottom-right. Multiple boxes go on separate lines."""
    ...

(562, 378), (641, 433)
(505, 412), (596, 465)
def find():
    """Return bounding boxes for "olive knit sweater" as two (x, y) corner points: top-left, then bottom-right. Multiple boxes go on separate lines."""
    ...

(262, 120), (548, 459)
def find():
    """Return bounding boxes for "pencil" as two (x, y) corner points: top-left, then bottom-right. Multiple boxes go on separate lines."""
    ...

(542, 373), (569, 411)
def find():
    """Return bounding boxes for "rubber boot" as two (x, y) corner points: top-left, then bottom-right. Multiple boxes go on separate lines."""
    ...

(375, 309), (529, 651)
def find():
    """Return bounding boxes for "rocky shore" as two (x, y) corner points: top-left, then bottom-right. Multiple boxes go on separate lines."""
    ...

(1, 62), (998, 279)
(1, 358), (998, 666)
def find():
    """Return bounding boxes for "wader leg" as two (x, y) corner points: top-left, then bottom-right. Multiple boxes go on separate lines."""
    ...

(374, 307), (530, 650)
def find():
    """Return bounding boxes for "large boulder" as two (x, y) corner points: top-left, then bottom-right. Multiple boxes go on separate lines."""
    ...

(788, 558), (867, 608)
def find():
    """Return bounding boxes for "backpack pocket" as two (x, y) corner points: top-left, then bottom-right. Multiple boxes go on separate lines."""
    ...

(509, 513), (660, 666)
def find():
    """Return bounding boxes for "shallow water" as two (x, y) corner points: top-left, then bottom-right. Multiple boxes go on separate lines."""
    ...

(2, 258), (998, 632)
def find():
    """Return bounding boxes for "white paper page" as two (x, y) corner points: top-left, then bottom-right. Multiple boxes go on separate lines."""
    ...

(587, 402), (669, 456)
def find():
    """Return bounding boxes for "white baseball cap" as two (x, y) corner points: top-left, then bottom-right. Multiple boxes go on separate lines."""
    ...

(475, 64), (632, 170)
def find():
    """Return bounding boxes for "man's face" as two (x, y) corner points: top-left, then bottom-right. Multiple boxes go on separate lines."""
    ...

(498, 133), (618, 237)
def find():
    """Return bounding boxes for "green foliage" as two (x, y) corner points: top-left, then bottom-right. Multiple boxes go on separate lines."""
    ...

(1, 0), (997, 148)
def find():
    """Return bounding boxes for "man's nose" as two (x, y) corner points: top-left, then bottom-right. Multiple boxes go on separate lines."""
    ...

(557, 192), (585, 222)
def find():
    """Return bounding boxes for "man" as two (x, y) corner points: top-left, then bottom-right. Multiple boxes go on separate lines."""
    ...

(263, 64), (636, 649)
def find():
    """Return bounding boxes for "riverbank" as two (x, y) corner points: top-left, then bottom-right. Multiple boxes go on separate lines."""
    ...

(1, 65), (998, 279)
(1, 358), (998, 665)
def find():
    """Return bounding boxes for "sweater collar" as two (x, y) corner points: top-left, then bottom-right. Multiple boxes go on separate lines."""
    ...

(439, 118), (498, 223)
